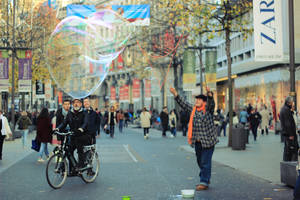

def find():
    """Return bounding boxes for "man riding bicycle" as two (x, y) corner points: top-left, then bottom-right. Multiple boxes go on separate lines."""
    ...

(57, 98), (92, 172)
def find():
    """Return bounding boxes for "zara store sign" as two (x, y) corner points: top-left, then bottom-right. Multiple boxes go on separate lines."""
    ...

(253, 0), (284, 61)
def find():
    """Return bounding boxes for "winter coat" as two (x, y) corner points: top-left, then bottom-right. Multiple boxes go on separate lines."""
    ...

(140, 111), (151, 128)
(0, 114), (12, 139)
(180, 110), (190, 125)
(160, 111), (169, 129)
(36, 117), (52, 143)
(280, 104), (296, 138)
(239, 111), (248, 123)
(17, 116), (32, 130)
(249, 112), (262, 128)
(85, 108), (100, 135)
(175, 94), (218, 148)
(260, 109), (270, 128)
(56, 108), (69, 132)
(105, 112), (117, 126)
(169, 113), (177, 128)
(58, 108), (88, 137)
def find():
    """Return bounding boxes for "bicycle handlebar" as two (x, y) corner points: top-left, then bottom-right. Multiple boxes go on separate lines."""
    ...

(53, 131), (74, 136)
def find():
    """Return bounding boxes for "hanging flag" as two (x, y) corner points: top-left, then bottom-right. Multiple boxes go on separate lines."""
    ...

(17, 50), (26, 59)
(205, 50), (217, 91)
(25, 50), (32, 58)
(183, 49), (196, 91)
(0, 50), (9, 92)
(18, 58), (32, 92)
(132, 79), (140, 100)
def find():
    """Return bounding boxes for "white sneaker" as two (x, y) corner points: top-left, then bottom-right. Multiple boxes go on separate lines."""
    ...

(146, 134), (149, 139)
(144, 136), (147, 139)
(37, 158), (45, 162)
(170, 135), (174, 138)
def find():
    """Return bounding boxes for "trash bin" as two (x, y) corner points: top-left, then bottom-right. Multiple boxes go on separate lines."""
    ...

(232, 123), (246, 150)
(280, 161), (298, 187)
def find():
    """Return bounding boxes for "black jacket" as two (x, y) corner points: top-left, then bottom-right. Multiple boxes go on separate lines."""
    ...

(56, 108), (69, 132)
(58, 108), (88, 137)
(249, 112), (262, 127)
(85, 108), (100, 134)
(280, 104), (296, 138)
(180, 110), (190, 125)
(160, 111), (169, 128)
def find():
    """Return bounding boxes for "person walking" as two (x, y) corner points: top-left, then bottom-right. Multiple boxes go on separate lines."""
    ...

(239, 108), (248, 126)
(36, 108), (52, 162)
(249, 108), (261, 141)
(105, 106), (117, 138)
(180, 109), (189, 137)
(140, 107), (151, 139)
(260, 105), (270, 135)
(117, 109), (125, 133)
(280, 96), (298, 161)
(84, 98), (100, 143)
(169, 110), (177, 138)
(16, 111), (32, 148)
(0, 110), (12, 160)
(160, 106), (169, 137)
(170, 87), (218, 191)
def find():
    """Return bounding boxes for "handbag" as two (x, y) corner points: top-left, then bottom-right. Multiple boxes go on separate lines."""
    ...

(104, 125), (110, 135)
(31, 139), (40, 152)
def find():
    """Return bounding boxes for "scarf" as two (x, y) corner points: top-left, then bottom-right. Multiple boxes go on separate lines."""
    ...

(187, 103), (206, 145)
(62, 108), (68, 118)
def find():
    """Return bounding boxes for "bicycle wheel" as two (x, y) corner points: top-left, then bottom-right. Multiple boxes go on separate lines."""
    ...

(81, 151), (100, 183)
(46, 153), (68, 189)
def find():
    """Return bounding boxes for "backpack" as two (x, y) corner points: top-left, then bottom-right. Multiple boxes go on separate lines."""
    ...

(18, 119), (24, 130)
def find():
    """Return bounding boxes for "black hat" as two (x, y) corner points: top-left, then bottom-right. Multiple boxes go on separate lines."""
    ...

(72, 98), (82, 103)
(195, 94), (207, 102)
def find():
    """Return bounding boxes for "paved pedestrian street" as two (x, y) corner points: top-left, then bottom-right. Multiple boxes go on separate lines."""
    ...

(0, 127), (293, 200)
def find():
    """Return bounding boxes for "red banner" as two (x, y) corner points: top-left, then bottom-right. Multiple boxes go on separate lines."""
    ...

(145, 80), (151, 98)
(58, 91), (63, 105)
(110, 86), (116, 101)
(120, 85), (129, 101)
(132, 79), (140, 99)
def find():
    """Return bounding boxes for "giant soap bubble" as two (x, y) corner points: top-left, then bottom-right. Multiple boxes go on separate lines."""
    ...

(46, 8), (133, 98)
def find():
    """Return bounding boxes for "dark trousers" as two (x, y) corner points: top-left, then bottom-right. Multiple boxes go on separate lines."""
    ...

(195, 142), (214, 186)
(294, 170), (300, 199)
(182, 124), (188, 136)
(144, 128), (149, 136)
(283, 138), (298, 161)
(251, 125), (258, 141)
(74, 135), (92, 167)
(0, 135), (5, 159)
(110, 125), (115, 138)
(162, 126), (168, 137)
(261, 126), (269, 135)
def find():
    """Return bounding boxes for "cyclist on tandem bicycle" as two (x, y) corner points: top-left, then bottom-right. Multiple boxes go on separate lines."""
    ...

(46, 98), (99, 189)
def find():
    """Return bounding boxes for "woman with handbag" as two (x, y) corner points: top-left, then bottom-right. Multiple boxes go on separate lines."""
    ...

(36, 108), (52, 162)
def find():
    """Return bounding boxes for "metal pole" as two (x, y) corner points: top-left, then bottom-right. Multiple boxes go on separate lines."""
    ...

(199, 47), (203, 94)
(289, 0), (296, 110)
(11, 0), (16, 137)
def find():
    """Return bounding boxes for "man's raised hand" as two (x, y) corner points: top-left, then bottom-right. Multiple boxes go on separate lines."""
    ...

(170, 87), (178, 97)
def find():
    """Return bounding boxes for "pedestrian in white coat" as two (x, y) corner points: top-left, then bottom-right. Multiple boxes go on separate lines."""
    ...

(140, 107), (151, 139)
(0, 110), (12, 160)
(260, 105), (270, 135)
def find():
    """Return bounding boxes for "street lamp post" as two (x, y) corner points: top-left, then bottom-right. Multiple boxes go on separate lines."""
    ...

(289, 0), (296, 110)
(11, 0), (16, 135)
(187, 43), (216, 95)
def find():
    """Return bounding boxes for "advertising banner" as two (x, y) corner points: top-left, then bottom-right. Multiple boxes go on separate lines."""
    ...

(67, 4), (150, 26)
(132, 79), (140, 100)
(183, 49), (196, 91)
(205, 50), (217, 91)
(18, 50), (32, 92)
(253, 0), (284, 61)
(0, 50), (9, 92)
(111, 5), (150, 26)
(110, 86), (116, 101)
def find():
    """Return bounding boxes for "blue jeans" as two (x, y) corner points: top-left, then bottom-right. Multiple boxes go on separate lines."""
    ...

(39, 142), (49, 158)
(171, 127), (176, 136)
(195, 142), (214, 186)
(22, 129), (29, 148)
(119, 120), (124, 133)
